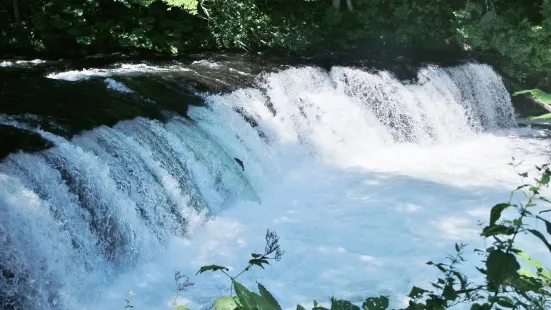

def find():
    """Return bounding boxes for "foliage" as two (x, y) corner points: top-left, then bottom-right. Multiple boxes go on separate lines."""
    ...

(1, 0), (550, 90)
(154, 163), (551, 310)
(513, 89), (551, 105)
(512, 89), (551, 120)
(0, 0), (205, 56)
(163, 0), (198, 14)
(527, 113), (551, 121)
(453, 0), (551, 83)
(195, 229), (284, 296)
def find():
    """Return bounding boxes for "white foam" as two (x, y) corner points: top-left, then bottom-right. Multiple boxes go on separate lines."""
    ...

(104, 78), (135, 93)
(92, 130), (550, 310)
(46, 63), (192, 81)
(0, 59), (47, 67)
(191, 60), (222, 69)
(15, 59), (46, 65)
(87, 64), (549, 310)
(3, 63), (549, 310)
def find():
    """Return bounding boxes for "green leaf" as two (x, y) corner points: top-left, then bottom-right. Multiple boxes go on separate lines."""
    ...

(233, 281), (278, 310)
(233, 281), (259, 309)
(542, 172), (551, 185)
(232, 296), (242, 308)
(539, 196), (551, 204)
(512, 89), (551, 105)
(297, 305), (307, 310)
(249, 258), (270, 269)
(528, 229), (551, 253)
(163, 0), (198, 14)
(408, 286), (428, 299)
(481, 225), (515, 237)
(330, 298), (360, 310)
(425, 296), (447, 308)
(490, 203), (510, 225)
(517, 251), (545, 270)
(510, 275), (544, 293)
(433, 263), (447, 273)
(362, 296), (389, 310)
(536, 216), (551, 235)
(470, 303), (492, 310)
(486, 250), (520, 289)
(442, 285), (458, 301)
(196, 265), (230, 275)
(516, 184), (530, 190)
(257, 282), (282, 310)
(213, 297), (238, 310)
(495, 296), (515, 308)
(451, 271), (467, 289)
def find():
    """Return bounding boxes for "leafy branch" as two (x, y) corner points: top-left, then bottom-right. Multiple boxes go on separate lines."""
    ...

(196, 229), (285, 296)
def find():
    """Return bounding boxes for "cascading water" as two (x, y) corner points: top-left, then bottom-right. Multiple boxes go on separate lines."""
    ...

(1, 62), (549, 310)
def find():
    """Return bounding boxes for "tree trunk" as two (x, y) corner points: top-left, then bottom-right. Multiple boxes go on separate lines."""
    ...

(345, 0), (353, 11)
(13, 0), (20, 22)
(332, 0), (340, 10)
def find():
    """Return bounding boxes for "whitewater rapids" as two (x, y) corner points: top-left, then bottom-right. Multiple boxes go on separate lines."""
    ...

(1, 62), (550, 310)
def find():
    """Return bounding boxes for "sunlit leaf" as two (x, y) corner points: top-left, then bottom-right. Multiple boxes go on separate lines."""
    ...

(163, 0), (198, 14)
(213, 296), (238, 310)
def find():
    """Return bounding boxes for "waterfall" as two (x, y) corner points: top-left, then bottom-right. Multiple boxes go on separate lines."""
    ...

(188, 64), (515, 168)
(1, 62), (543, 310)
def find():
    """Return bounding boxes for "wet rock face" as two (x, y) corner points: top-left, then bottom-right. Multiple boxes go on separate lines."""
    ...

(0, 125), (53, 159)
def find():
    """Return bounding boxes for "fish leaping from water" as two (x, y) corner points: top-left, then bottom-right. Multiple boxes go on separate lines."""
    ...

(234, 157), (244, 171)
